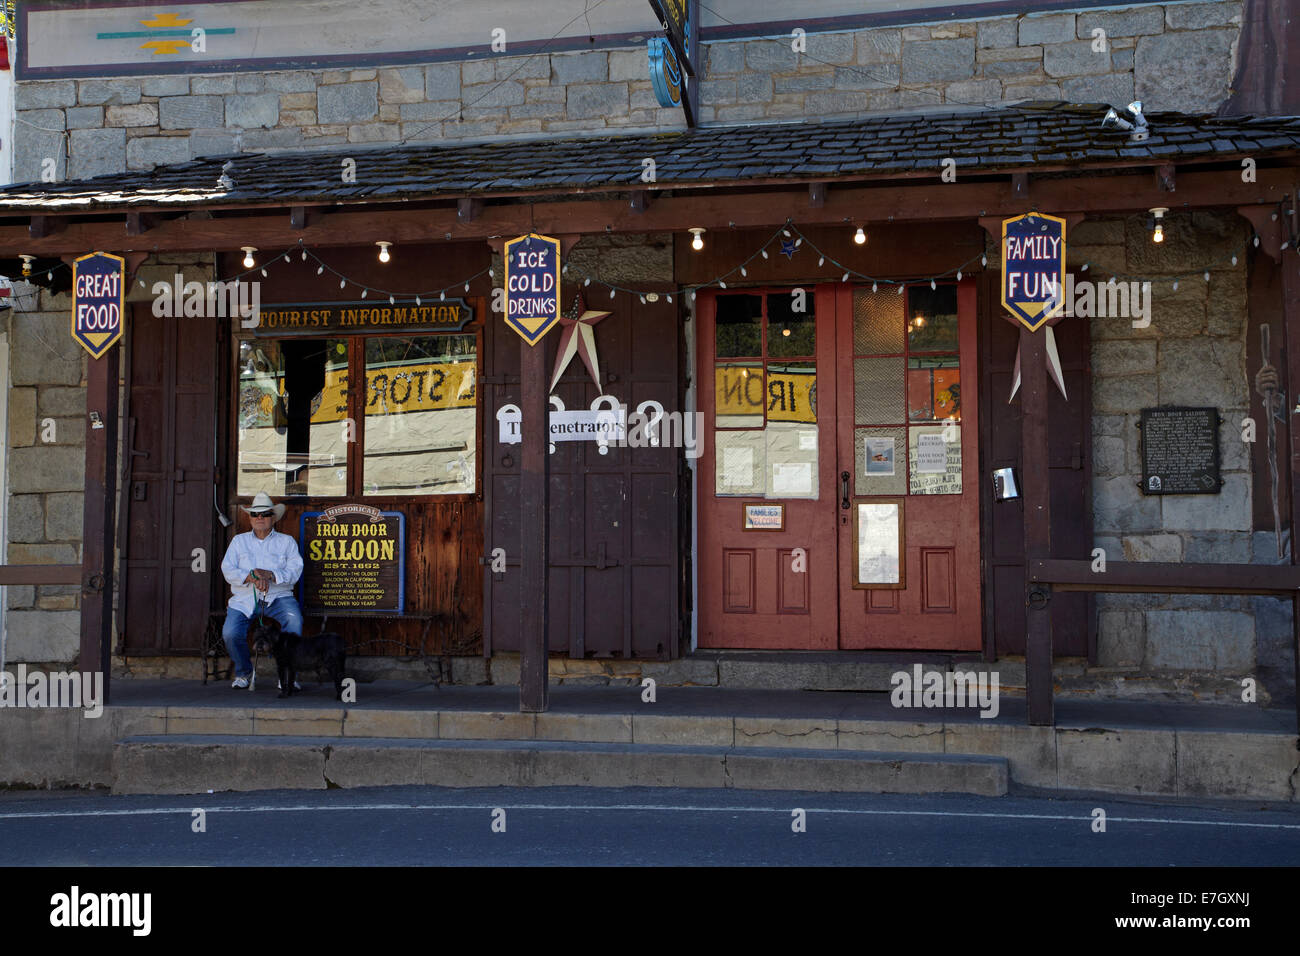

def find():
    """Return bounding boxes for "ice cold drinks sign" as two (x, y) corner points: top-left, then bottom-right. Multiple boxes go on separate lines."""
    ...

(504, 233), (562, 345)
(72, 251), (125, 358)
(1000, 213), (1067, 331)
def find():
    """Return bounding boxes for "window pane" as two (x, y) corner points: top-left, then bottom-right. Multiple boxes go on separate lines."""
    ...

(854, 287), (904, 355)
(237, 338), (348, 497)
(362, 334), (477, 496)
(854, 356), (904, 425)
(715, 294), (762, 358)
(766, 292), (815, 357)
(906, 357), (961, 422)
(907, 284), (958, 352)
(766, 361), (816, 423)
(715, 362), (764, 428)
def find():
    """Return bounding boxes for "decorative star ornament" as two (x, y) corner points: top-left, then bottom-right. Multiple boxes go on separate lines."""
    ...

(549, 298), (612, 392)
(780, 239), (798, 259)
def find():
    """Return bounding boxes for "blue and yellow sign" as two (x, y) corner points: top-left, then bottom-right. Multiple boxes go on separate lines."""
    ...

(503, 234), (561, 345)
(649, 37), (684, 108)
(71, 251), (125, 359)
(1000, 213), (1067, 331)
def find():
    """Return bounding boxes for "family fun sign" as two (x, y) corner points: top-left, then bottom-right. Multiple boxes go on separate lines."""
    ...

(71, 251), (125, 358)
(503, 233), (561, 345)
(1000, 213), (1066, 332)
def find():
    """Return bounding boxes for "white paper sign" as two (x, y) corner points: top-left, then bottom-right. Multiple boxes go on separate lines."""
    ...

(916, 433), (947, 473)
(799, 430), (818, 451)
(772, 461), (813, 495)
(722, 447), (754, 487)
(496, 407), (626, 445)
(864, 437), (895, 476)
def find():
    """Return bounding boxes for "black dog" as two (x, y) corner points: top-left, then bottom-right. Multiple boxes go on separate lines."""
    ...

(250, 619), (347, 701)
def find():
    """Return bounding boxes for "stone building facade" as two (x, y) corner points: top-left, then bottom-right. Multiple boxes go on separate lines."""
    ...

(2, 0), (1291, 699)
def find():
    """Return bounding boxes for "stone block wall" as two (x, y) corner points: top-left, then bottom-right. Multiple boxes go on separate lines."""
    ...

(11, 1), (1242, 180)
(1080, 209), (1292, 692)
(4, 282), (87, 663)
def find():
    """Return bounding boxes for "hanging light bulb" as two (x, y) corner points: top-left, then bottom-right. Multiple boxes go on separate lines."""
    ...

(440, 290), (446, 300)
(761, 249), (769, 259)
(667, 295), (673, 303)
(260, 268), (267, 277)
(957, 269), (963, 281)
(340, 279), (346, 289)
(719, 280), (727, 289)
(981, 254), (987, 267)
(416, 296), (422, 305)
(376, 241), (392, 263)
(897, 284), (904, 295)
(689, 227), (705, 251)
(930, 279), (936, 290)
(871, 281), (878, 293)
(361, 288), (368, 298)
(842, 272), (849, 282)
(1149, 207), (1167, 244)
(854, 227), (866, 245)
(818, 257), (825, 267)
(610, 288), (616, 299)
(639, 295), (646, 305)
(241, 246), (257, 269)
(740, 266), (747, 276)
(389, 295), (396, 304)
(1204, 271), (1210, 282)
(584, 278), (591, 286)
(464, 282), (470, 292)
(301, 248), (307, 261)
(317, 266), (324, 275)
(1172, 280), (1179, 291)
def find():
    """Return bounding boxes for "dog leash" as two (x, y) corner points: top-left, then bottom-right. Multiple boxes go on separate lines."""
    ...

(249, 590), (265, 692)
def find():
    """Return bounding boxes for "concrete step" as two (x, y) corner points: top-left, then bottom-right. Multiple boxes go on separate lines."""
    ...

(110, 734), (1010, 797)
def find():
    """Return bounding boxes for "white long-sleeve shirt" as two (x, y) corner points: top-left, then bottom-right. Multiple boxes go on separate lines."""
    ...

(220, 529), (304, 616)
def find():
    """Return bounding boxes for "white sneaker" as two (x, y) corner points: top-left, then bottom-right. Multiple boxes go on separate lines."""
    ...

(231, 676), (250, 689)
(277, 679), (303, 691)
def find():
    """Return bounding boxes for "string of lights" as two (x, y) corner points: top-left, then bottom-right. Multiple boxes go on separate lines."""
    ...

(4, 202), (1297, 312)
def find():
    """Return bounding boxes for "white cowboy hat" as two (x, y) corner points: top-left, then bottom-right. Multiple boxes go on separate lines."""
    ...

(240, 491), (286, 522)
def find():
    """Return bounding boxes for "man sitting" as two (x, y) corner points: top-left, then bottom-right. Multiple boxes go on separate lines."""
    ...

(220, 492), (304, 689)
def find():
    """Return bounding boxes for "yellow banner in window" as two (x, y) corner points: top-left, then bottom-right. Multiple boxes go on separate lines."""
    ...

(242, 361), (477, 426)
(715, 366), (815, 423)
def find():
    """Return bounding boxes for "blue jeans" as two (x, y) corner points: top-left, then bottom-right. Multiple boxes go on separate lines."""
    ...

(223, 596), (304, 678)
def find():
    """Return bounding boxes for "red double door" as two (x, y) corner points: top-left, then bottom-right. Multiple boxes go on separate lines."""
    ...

(698, 281), (980, 650)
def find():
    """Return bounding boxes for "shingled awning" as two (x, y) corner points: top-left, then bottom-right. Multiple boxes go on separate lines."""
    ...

(1, 102), (1297, 214)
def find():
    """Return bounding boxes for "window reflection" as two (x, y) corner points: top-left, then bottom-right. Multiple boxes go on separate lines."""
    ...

(362, 334), (477, 495)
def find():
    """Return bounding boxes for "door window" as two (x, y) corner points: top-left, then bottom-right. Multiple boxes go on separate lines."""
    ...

(713, 291), (818, 499)
(852, 284), (962, 497)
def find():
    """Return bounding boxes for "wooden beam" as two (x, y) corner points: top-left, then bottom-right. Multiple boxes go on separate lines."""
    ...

(518, 334), (549, 713)
(289, 206), (307, 230)
(457, 197), (482, 222)
(124, 212), (154, 236)
(80, 345), (120, 704)
(1031, 559), (1300, 595)
(1020, 327), (1053, 726)
(0, 168), (1295, 257)
(1282, 251), (1300, 735)
(1237, 203), (1286, 262)
(628, 191), (650, 214)
(1156, 163), (1176, 192)
(808, 182), (826, 208)
(28, 215), (61, 239)
(0, 564), (82, 586)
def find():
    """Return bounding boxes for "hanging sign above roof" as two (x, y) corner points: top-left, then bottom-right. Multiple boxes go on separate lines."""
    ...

(72, 251), (124, 358)
(1000, 212), (1066, 332)
(503, 233), (561, 345)
(647, 0), (699, 125)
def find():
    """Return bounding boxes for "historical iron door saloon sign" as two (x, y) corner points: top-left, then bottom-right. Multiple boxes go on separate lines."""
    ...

(1001, 213), (1070, 401)
(1139, 406), (1221, 495)
(647, 0), (699, 125)
(71, 251), (125, 358)
(299, 504), (406, 614)
(504, 233), (562, 345)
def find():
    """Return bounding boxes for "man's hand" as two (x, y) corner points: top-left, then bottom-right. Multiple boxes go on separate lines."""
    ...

(247, 568), (275, 592)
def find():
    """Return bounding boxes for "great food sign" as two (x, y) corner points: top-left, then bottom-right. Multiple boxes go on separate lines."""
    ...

(72, 251), (125, 358)
(1000, 213), (1066, 332)
(503, 233), (561, 345)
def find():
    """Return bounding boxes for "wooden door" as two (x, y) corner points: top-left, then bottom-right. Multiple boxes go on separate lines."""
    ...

(483, 286), (682, 659)
(834, 280), (982, 649)
(120, 308), (221, 652)
(697, 287), (839, 648)
(979, 272), (1094, 658)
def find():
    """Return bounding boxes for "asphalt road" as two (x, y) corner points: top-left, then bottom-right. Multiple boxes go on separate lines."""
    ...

(2, 785), (1299, 866)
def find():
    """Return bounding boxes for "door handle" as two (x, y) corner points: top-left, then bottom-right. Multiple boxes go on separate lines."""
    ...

(841, 471), (850, 510)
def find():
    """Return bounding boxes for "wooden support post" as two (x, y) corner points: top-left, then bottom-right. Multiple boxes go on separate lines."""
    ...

(1020, 326), (1053, 725)
(80, 345), (120, 704)
(518, 335), (549, 712)
(1281, 249), (1300, 738)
